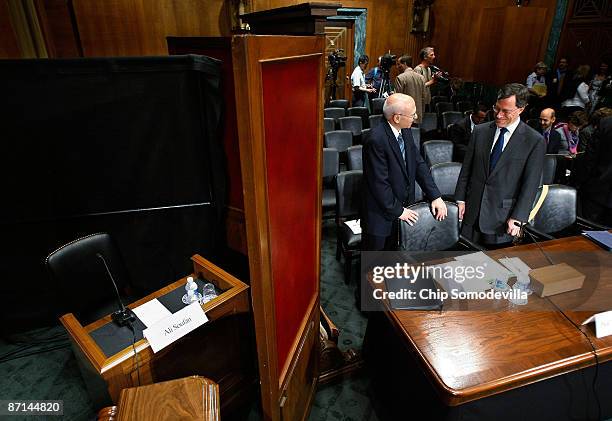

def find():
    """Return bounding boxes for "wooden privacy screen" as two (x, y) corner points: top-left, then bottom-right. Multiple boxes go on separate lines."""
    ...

(261, 57), (320, 373)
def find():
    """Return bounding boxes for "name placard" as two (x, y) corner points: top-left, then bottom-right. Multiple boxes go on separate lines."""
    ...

(143, 303), (208, 353)
(581, 310), (612, 339)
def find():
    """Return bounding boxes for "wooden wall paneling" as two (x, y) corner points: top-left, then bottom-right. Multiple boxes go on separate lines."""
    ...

(0, 1), (21, 58)
(35, 0), (82, 57)
(232, 34), (324, 421)
(71, 0), (229, 57)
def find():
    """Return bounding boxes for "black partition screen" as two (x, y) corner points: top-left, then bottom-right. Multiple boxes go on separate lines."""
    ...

(0, 55), (227, 331)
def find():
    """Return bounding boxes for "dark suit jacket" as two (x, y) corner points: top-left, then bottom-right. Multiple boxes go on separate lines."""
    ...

(362, 121), (441, 236)
(538, 128), (561, 154)
(455, 121), (545, 234)
(448, 115), (472, 161)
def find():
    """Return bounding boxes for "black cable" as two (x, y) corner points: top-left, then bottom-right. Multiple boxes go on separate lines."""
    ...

(127, 323), (141, 387)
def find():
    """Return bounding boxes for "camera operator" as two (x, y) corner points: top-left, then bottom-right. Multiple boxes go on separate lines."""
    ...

(351, 55), (376, 107)
(414, 47), (443, 107)
(365, 56), (383, 92)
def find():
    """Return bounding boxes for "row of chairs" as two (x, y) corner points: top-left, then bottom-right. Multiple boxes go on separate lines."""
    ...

(328, 98), (387, 115)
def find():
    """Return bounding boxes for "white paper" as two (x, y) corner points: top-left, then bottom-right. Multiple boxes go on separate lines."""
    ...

(430, 261), (492, 293)
(499, 257), (531, 277)
(143, 303), (209, 353)
(344, 219), (362, 235)
(132, 298), (172, 328)
(455, 252), (514, 286)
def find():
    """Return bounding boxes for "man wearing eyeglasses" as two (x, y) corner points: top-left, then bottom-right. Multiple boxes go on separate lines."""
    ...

(455, 83), (545, 246)
(361, 93), (447, 251)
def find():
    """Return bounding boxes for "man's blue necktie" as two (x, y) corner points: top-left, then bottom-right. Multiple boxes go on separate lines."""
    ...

(397, 133), (406, 162)
(489, 127), (507, 172)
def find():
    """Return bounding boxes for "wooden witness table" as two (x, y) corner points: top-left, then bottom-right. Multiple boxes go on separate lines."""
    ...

(60, 255), (250, 409)
(364, 234), (612, 419)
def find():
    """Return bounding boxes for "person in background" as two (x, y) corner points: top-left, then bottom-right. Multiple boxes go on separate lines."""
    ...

(365, 56), (383, 93)
(448, 103), (488, 162)
(414, 47), (442, 109)
(455, 83), (545, 247)
(555, 110), (588, 154)
(361, 93), (447, 251)
(526, 62), (548, 114)
(588, 60), (610, 113)
(394, 54), (426, 125)
(538, 108), (562, 154)
(560, 64), (590, 120)
(351, 55), (376, 107)
(548, 57), (573, 110)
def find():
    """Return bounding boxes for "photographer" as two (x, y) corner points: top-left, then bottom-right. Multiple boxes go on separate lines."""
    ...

(351, 55), (376, 107)
(414, 47), (443, 106)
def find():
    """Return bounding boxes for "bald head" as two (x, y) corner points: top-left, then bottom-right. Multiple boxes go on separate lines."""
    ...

(540, 108), (556, 131)
(383, 93), (417, 129)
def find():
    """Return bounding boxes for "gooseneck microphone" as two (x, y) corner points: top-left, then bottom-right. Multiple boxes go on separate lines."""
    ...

(513, 221), (554, 265)
(96, 253), (136, 327)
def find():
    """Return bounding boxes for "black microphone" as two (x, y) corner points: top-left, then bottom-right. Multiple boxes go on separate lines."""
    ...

(513, 221), (555, 265)
(96, 253), (136, 327)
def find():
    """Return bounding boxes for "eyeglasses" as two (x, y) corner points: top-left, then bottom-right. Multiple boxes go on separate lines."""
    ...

(492, 106), (521, 116)
(395, 112), (418, 120)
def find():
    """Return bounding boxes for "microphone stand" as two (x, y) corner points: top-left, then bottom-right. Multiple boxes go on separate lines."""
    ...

(96, 253), (136, 327)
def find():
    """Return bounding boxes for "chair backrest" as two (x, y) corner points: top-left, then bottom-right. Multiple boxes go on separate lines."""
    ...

(329, 99), (349, 109)
(323, 147), (339, 184)
(451, 95), (468, 105)
(430, 162), (462, 199)
(324, 130), (353, 153)
(369, 114), (384, 129)
(324, 107), (346, 120)
(420, 112), (438, 133)
(338, 116), (363, 136)
(431, 96), (449, 107)
(347, 145), (363, 170)
(371, 97), (386, 115)
(324, 118), (335, 133)
(455, 101), (473, 113)
(435, 101), (454, 117)
(542, 154), (557, 185)
(46, 232), (130, 323)
(400, 201), (460, 251)
(410, 127), (421, 151)
(348, 106), (369, 128)
(441, 111), (463, 129)
(531, 184), (577, 233)
(336, 170), (362, 219)
(422, 140), (453, 166)
(414, 181), (423, 202)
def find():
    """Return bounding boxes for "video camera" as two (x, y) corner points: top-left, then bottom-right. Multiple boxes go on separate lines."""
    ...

(430, 65), (450, 83)
(328, 49), (347, 71)
(380, 53), (397, 74)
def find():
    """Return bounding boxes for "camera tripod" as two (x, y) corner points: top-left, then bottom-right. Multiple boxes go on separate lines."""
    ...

(378, 70), (393, 98)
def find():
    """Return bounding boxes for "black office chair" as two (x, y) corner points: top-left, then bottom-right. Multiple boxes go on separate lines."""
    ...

(435, 102), (455, 120)
(324, 130), (353, 165)
(415, 182), (423, 202)
(410, 127), (421, 152)
(524, 185), (610, 241)
(324, 118), (335, 133)
(399, 202), (482, 251)
(324, 107), (346, 120)
(422, 140), (454, 167)
(441, 111), (464, 134)
(347, 145), (362, 171)
(329, 99), (349, 109)
(348, 106), (369, 128)
(450, 94), (467, 105)
(420, 112), (438, 139)
(369, 114), (384, 129)
(371, 97), (386, 115)
(542, 154), (557, 185)
(431, 96), (449, 108)
(323, 148), (340, 217)
(46, 233), (134, 325)
(335, 170), (362, 284)
(456, 101), (473, 113)
(338, 116), (363, 144)
(430, 162), (462, 201)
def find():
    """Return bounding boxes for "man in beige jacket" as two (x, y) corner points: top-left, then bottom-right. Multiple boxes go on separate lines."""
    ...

(394, 55), (426, 125)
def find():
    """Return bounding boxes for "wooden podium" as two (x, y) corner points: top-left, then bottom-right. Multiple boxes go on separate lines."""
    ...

(60, 255), (251, 413)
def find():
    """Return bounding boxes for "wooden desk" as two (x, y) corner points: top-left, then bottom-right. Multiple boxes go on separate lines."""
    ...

(365, 235), (612, 413)
(60, 255), (252, 412)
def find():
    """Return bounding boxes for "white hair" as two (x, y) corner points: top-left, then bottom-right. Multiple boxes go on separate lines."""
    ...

(382, 93), (414, 120)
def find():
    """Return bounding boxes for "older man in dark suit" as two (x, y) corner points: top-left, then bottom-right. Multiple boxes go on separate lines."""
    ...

(362, 93), (447, 251)
(539, 108), (562, 153)
(455, 83), (545, 246)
